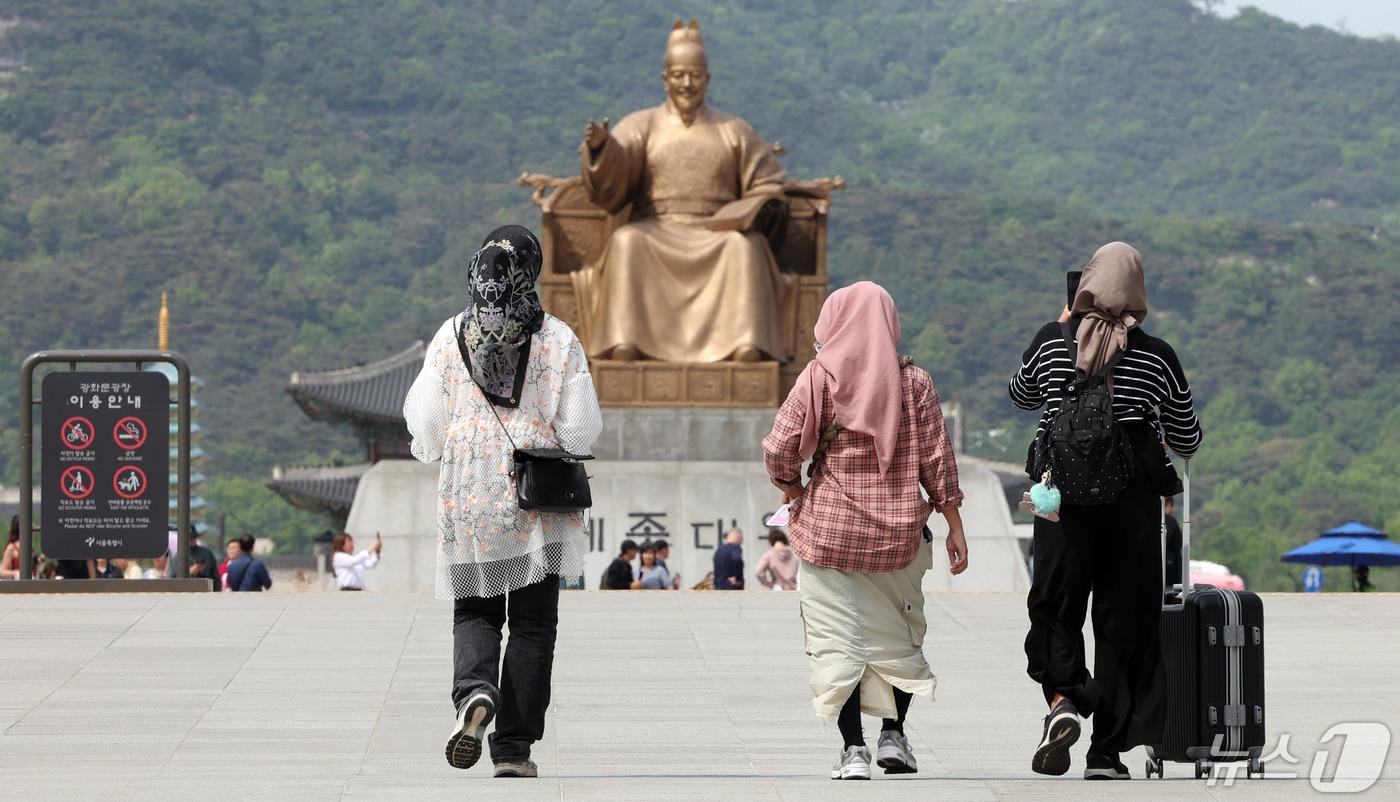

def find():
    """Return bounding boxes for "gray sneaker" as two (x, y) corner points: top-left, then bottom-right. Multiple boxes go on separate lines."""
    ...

(876, 730), (918, 774)
(830, 745), (872, 780)
(493, 758), (538, 778)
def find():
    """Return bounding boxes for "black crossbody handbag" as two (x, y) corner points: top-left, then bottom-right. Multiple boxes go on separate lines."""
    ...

(455, 321), (594, 513)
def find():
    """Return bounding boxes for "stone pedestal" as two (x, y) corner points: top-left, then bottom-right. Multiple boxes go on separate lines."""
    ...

(591, 360), (780, 407)
(341, 407), (1028, 594)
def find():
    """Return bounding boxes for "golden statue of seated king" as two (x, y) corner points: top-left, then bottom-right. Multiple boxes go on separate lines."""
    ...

(519, 20), (840, 407)
(578, 19), (791, 365)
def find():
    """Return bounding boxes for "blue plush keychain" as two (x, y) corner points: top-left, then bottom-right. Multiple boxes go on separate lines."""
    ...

(1022, 470), (1062, 521)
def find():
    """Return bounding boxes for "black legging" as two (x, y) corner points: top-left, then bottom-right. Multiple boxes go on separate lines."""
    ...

(837, 685), (913, 747)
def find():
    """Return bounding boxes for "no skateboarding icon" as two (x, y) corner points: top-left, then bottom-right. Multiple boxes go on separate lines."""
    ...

(113, 466), (148, 500)
(114, 417), (148, 450)
(60, 465), (95, 500)
(61, 416), (95, 450)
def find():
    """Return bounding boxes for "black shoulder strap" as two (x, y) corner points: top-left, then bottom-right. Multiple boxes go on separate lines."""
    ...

(1098, 346), (1128, 378)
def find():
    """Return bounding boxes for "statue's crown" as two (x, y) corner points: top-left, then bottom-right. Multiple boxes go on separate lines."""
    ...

(667, 19), (704, 49)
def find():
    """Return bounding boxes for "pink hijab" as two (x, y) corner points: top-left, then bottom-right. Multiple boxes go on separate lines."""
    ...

(791, 281), (904, 477)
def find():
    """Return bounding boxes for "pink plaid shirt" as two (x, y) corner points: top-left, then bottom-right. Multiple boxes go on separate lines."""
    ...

(763, 365), (963, 573)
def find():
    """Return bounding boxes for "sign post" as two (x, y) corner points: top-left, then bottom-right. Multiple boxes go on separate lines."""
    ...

(6, 349), (207, 593)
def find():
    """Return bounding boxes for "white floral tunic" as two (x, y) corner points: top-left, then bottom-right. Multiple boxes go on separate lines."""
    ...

(404, 313), (603, 599)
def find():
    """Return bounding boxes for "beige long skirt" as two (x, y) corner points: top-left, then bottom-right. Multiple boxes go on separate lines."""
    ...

(798, 538), (936, 720)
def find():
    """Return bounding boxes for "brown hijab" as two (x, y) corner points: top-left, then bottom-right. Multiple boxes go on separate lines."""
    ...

(1070, 242), (1148, 375)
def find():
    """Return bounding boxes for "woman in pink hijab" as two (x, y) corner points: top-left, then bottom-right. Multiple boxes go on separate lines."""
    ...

(763, 281), (968, 781)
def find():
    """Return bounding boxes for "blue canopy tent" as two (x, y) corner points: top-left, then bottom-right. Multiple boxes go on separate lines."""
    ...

(1282, 521), (1398, 590)
(1320, 521), (1387, 539)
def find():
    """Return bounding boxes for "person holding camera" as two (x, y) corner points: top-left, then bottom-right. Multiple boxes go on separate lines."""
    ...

(332, 532), (382, 591)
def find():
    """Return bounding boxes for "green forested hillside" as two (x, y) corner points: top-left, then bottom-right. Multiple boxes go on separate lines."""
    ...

(0, 0), (1397, 588)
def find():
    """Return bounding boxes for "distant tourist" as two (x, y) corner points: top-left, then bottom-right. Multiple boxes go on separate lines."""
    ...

(141, 552), (168, 580)
(227, 534), (272, 592)
(754, 530), (798, 591)
(54, 557), (95, 580)
(712, 528), (745, 590)
(184, 527), (221, 590)
(95, 559), (123, 579)
(332, 532), (382, 591)
(601, 539), (639, 590)
(1009, 243), (1200, 780)
(219, 539), (241, 590)
(1354, 565), (1375, 592)
(764, 281), (967, 781)
(2, 517), (19, 580)
(632, 543), (672, 590)
(404, 225), (602, 778)
(653, 539), (679, 589)
(116, 559), (143, 580)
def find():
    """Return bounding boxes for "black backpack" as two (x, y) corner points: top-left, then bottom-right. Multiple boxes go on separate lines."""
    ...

(1034, 322), (1135, 506)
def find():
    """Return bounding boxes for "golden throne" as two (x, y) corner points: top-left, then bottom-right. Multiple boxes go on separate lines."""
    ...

(518, 167), (841, 407)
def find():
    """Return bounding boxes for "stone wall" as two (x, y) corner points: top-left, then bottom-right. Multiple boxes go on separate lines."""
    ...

(342, 407), (1026, 594)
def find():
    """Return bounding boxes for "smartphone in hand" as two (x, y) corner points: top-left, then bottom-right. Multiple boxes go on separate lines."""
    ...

(1066, 270), (1083, 309)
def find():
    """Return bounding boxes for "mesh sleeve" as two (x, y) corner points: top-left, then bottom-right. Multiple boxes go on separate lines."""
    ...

(405, 319), (453, 463)
(554, 335), (603, 455)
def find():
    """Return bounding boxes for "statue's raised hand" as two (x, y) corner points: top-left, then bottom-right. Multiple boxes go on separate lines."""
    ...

(584, 117), (611, 152)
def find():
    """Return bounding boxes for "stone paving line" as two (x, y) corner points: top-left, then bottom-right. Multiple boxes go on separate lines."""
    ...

(0, 591), (1396, 800)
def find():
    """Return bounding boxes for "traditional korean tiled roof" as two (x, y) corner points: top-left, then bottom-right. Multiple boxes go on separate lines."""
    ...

(266, 463), (370, 520)
(287, 342), (425, 425)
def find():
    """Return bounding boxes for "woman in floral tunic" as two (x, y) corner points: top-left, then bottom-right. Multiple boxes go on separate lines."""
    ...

(405, 225), (602, 778)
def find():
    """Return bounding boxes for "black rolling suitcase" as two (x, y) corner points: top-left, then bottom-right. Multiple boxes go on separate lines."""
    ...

(1146, 461), (1267, 779)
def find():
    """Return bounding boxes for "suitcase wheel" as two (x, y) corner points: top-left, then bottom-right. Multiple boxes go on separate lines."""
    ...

(1145, 756), (1164, 778)
(1194, 759), (1209, 780)
(1247, 756), (1262, 778)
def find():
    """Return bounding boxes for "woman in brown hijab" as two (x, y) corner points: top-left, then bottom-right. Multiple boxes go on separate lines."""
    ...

(1008, 242), (1203, 780)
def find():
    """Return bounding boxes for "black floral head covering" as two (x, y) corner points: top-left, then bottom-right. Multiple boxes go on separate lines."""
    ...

(457, 225), (545, 408)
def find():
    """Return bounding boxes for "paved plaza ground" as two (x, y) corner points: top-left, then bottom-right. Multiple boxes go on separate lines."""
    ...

(0, 590), (1396, 800)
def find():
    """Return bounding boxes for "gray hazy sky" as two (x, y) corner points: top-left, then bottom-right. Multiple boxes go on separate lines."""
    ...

(1224, 1), (1400, 38)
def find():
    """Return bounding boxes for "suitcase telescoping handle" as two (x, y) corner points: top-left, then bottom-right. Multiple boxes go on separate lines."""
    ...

(1181, 458), (1191, 595)
(1163, 459), (1192, 602)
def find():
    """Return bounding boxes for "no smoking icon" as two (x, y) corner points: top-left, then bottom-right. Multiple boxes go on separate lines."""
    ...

(114, 417), (148, 450)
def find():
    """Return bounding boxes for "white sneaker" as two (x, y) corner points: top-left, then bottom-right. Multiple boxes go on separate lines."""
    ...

(445, 692), (495, 770)
(830, 745), (873, 780)
(876, 730), (918, 774)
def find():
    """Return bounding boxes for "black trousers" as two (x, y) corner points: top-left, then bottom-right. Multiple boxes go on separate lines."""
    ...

(452, 574), (560, 762)
(1024, 470), (1165, 754)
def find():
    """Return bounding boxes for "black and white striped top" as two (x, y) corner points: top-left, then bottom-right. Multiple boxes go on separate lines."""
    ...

(1009, 320), (1202, 459)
